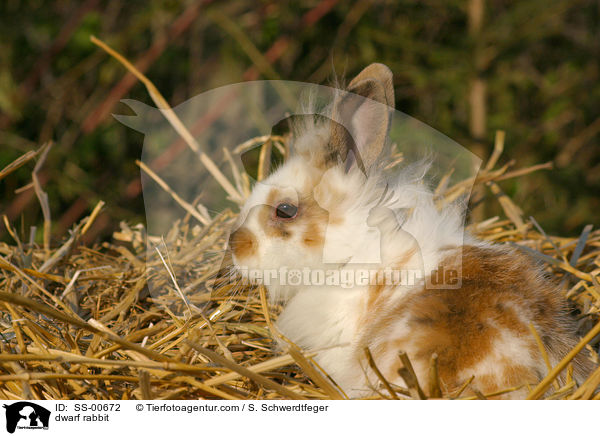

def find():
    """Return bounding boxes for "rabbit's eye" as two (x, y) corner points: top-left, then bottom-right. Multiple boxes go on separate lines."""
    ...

(275, 203), (298, 219)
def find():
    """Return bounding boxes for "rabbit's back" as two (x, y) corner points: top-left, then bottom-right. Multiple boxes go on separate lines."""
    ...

(363, 244), (591, 398)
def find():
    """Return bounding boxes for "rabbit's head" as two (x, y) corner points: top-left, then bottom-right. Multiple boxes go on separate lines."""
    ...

(229, 64), (395, 301)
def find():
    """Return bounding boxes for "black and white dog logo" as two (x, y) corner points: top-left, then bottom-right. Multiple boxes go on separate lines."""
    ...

(2, 402), (50, 433)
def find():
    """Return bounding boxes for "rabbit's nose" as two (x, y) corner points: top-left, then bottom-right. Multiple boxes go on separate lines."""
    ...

(229, 227), (258, 259)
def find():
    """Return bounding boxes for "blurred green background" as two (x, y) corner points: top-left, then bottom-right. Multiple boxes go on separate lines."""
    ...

(0, 0), (598, 243)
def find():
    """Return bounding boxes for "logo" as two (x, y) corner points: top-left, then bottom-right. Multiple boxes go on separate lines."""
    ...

(2, 402), (50, 434)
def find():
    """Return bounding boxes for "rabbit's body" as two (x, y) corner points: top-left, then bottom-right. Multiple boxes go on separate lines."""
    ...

(277, 246), (582, 399)
(229, 63), (592, 398)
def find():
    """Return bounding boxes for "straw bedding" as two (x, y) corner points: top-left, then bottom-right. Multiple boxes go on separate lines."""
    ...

(0, 37), (598, 400)
(1, 134), (599, 400)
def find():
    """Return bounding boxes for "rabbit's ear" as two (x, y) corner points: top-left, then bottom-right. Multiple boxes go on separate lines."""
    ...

(331, 63), (394, 172)
(348, 63), (395, 108)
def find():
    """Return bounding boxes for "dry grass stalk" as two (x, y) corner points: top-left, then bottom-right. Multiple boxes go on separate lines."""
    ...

(528, 323), (561, 391)
(427, 353), (442, 398)
(90, 35), (242, 203)
(527, 320), (600, 399)
(363, 347), (399, 399)
(0, 148), (44, 182)
(136, 160), (210, 226)
(397, 351), (426, 400)
(31, 142), (52, 253)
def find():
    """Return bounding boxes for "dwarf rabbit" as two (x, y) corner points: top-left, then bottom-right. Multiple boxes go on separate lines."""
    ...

(228, 63), (592, 398)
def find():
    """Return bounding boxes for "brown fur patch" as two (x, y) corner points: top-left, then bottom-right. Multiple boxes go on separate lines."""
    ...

(298, 193), (328, 250)
(229, 227), (257, 259)
(299, 119), (356, 171)
(254, 184), (330, 244)
(362, 245), (591, 397)
(257, 187), (295, 239)
(303, 221), (324, 247)
(362, 246), (419, 326)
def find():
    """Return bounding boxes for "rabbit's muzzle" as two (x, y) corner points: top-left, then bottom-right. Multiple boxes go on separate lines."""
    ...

(229, 227), (258, 259)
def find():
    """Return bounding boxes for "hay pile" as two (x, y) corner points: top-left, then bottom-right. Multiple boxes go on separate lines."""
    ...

(1, 130), (599, 400)
(0, 37), (598, 400)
